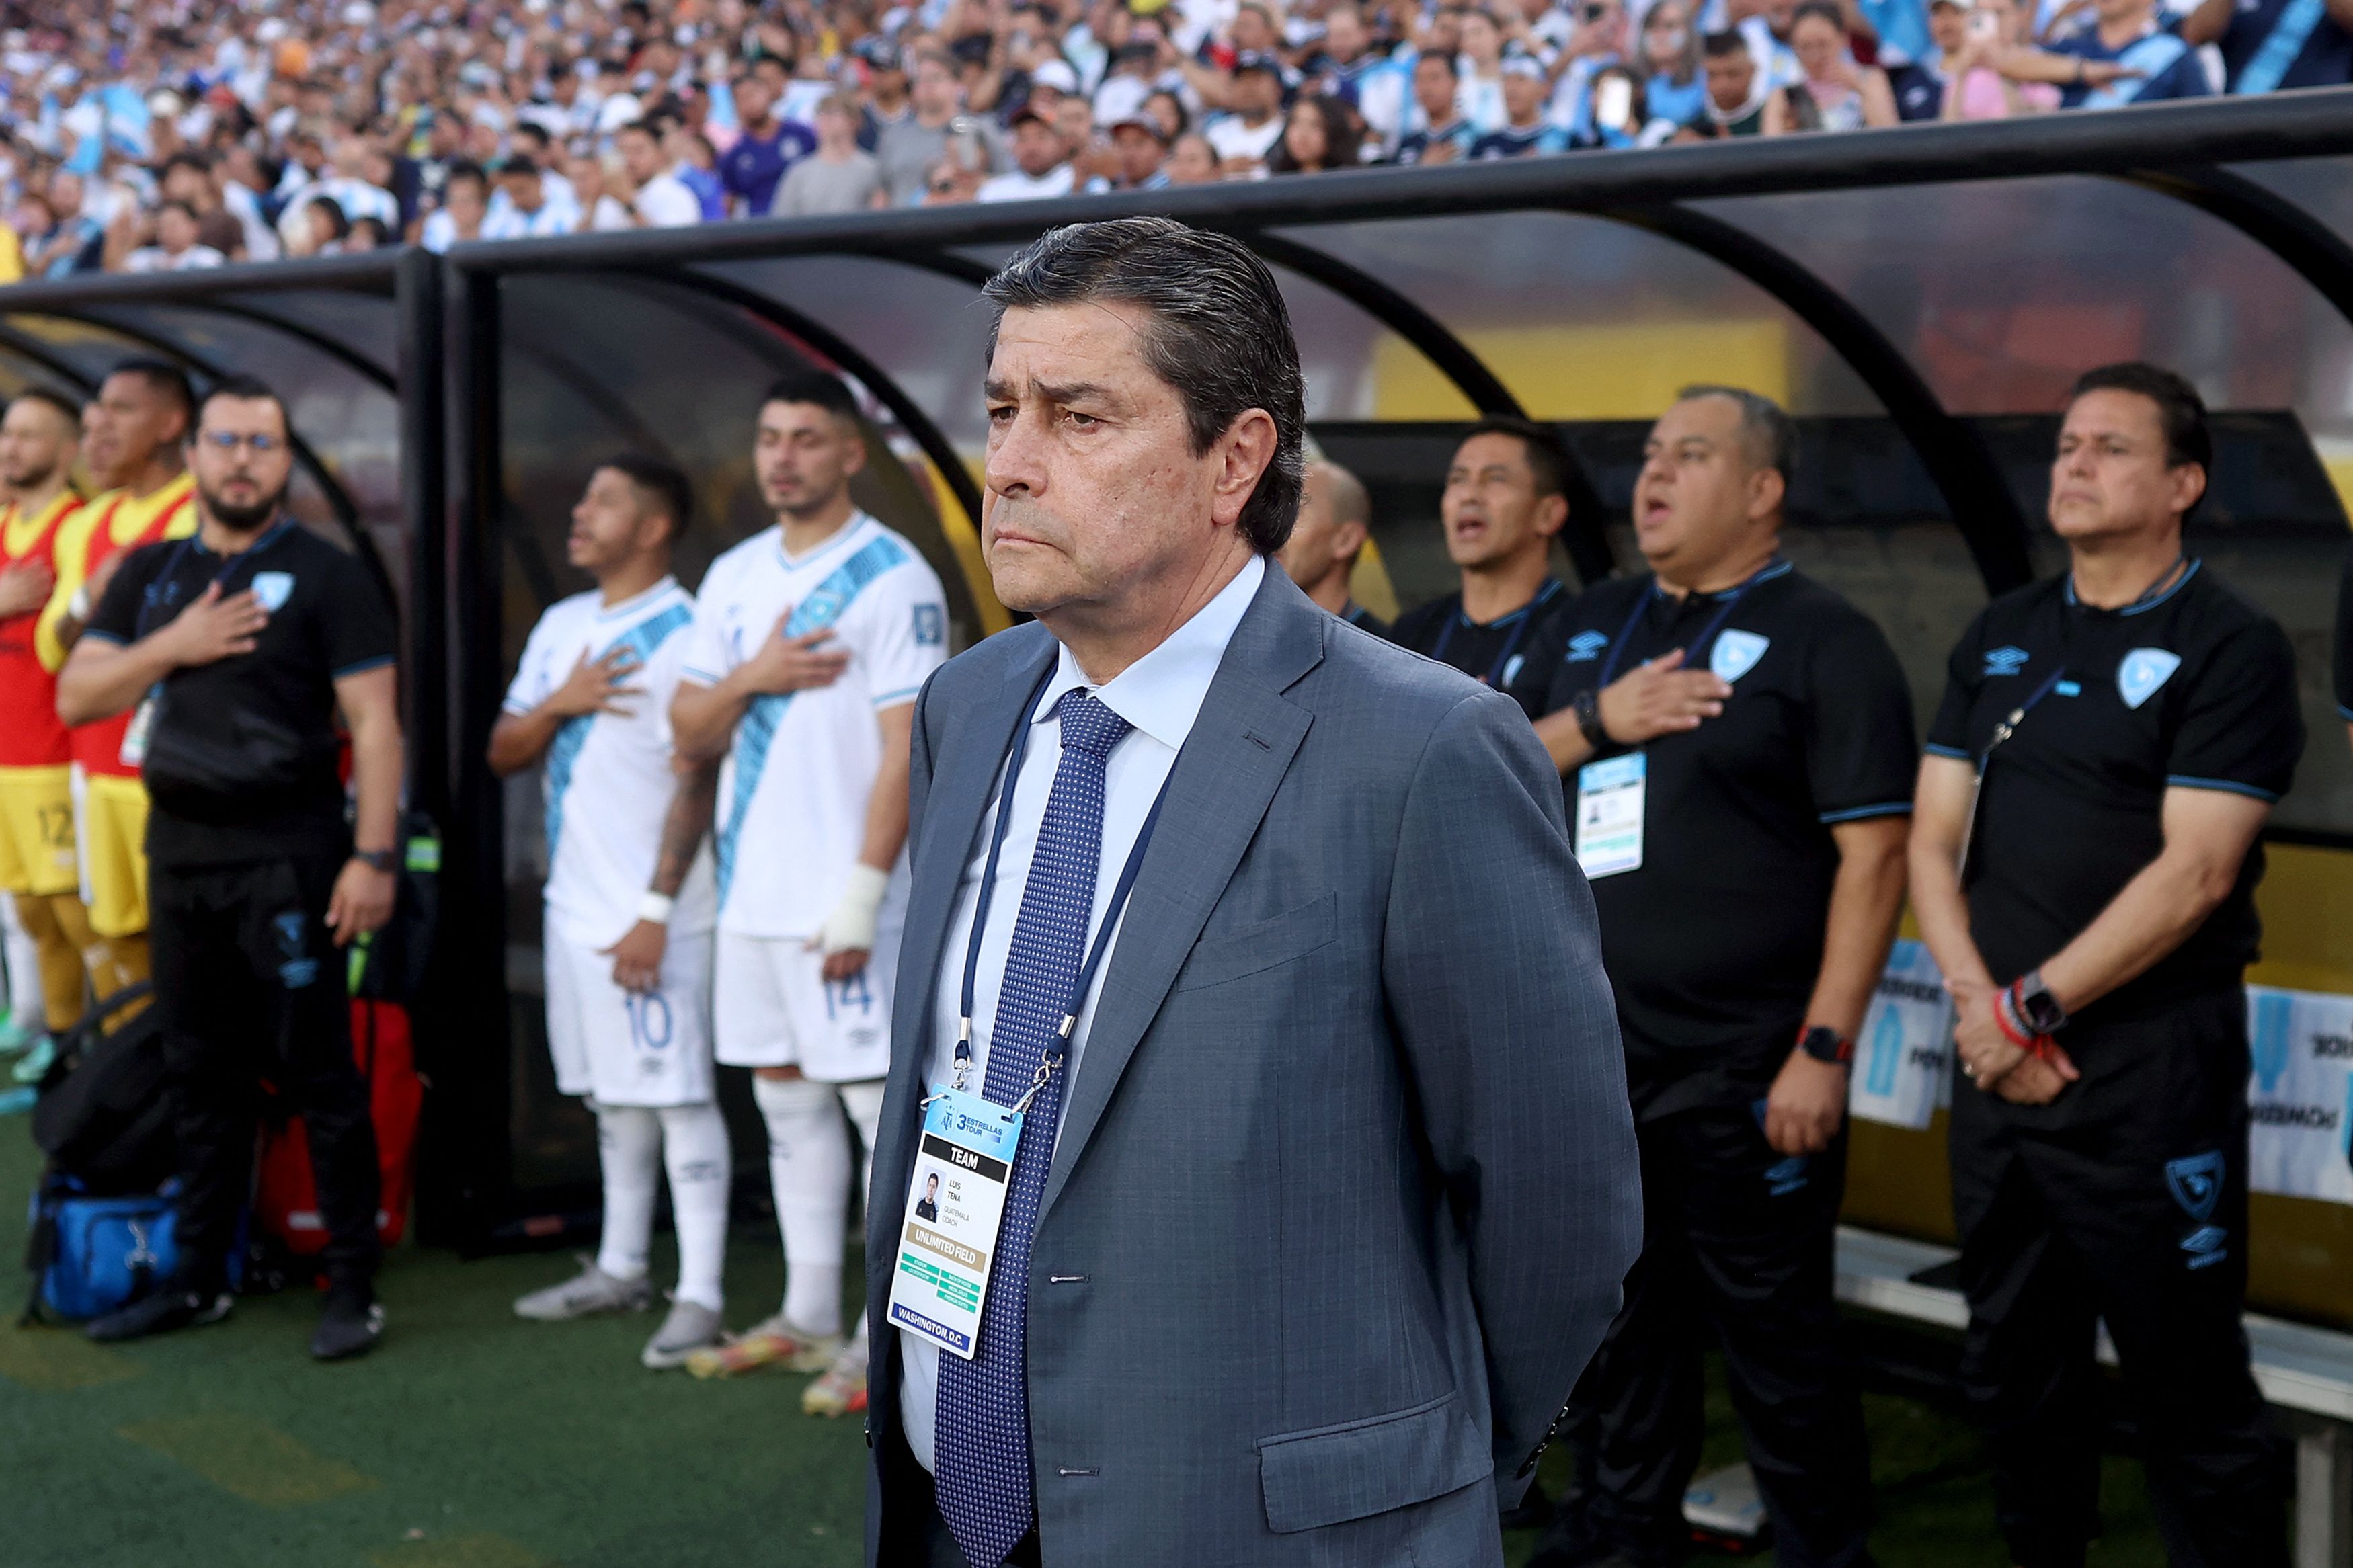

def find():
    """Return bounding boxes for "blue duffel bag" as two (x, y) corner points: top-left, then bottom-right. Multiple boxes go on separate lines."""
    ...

(24, 1175), (186, 1323)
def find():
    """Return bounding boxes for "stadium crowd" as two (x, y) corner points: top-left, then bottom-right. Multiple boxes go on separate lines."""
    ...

(0, 0), (2340, 276)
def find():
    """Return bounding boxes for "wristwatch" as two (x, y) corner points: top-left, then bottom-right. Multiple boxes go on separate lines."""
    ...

(2013, 968), (2069, 1034)
(351, 847), (399, 874)
(1572, 688), (1612, 751)
(1798, 1025), (1853, 1065)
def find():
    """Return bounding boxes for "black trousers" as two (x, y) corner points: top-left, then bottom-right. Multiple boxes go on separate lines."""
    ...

(149, 854), (381, 1292)
(1570, 1100), (1874, 1568)
(1950, 986), (2286, 1568)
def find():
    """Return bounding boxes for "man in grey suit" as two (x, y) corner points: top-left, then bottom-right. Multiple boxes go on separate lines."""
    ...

(864, 214), (1640, 1568)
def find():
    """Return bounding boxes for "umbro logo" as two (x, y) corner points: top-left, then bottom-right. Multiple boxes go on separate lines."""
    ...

(1983, 645), (2030, 677)
(1565, 630), (1609, 663)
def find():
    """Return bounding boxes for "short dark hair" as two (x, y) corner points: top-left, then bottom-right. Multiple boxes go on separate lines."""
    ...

(1702, 29), (1751, 57)
(760, 369), (861, 424)
(9, 386), (81, 428)
(2067, 361), (2211, 473)
(107, 358), (196, 425)
(194, 372), (290, 436)
(159, 149), (211, 180)
(1459, 415), (1572, 501)
(1417, 48), (1460, 75)
(982, 217), (1306, 554)
(1676, 383), (1797, 486)
(617, 119), (661, 142)
(598, 453), (692, 541)
(445, 158), (488, 191)
(1790, 0), (1846, 29)
(157, 198), (199, 224)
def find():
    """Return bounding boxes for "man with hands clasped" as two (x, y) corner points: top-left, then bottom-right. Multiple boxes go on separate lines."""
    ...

(491, 456), (736, 1372)
(1529, 386), (1913, 1568)
(1909, 363), (2297, 1568)
(56, 376), (403, 1362)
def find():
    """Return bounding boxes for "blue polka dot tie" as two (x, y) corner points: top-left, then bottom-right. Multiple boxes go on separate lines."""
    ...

(934, 688), (1133, 1568)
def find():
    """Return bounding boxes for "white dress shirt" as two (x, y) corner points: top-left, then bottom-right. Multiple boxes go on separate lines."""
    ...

(899, 554), (1264, 1472)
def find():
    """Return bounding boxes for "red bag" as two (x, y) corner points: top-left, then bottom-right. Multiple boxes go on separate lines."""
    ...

(255, 999), (424, 1254)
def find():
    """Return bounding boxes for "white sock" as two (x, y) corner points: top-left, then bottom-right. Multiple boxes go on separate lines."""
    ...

(838, 1079), (887, 1351)
(752, 1073), (850, 1339)
(594, 1103), (662, 1283)
(0, 893), (40, 1032)
(658, 1101), (731, 1311)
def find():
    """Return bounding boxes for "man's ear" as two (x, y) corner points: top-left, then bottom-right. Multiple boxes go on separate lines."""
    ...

(1748, 464), (1786, 522)
(1212, 408), (1279, 532)
(1533, 492), (1568, 540)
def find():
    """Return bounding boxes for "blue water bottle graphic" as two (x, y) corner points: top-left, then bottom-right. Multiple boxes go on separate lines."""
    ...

(1865, 997), (1905, 1099)
(2251, 991), (2294, 1097)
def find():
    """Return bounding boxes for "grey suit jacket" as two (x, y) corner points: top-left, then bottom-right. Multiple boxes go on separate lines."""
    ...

(866, 567), (1640, 1566)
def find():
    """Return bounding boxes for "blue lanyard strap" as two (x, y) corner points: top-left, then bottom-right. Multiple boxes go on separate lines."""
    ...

(1595, 558), (1784, 689)
(954, 665), (1174, 1098)
(1432, 578), (1562, 688)
(1977, 664), (2067, 770)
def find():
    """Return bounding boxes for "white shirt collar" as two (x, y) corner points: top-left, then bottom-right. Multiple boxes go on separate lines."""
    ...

(1035, 554), (1265, 753)
(594, 573), (678, 620)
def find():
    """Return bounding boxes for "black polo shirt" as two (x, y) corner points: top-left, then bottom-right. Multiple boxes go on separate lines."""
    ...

(1544, 561), (1917, 1118)
(1925, 561), (2301, 1018)
(85, 520), (397, 868)
(1390, 576), (1574, 720)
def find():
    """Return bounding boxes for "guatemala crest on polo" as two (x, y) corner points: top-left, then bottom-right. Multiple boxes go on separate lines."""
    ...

(2116, 647), (2181, 710)
(251, 571), (296, 612)
(1710, 629), (1769, 682)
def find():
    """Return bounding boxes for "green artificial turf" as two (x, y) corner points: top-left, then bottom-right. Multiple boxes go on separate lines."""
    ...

(0, 1116), (2167, 1568)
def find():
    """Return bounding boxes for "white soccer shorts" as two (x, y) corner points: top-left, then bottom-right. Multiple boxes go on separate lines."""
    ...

(543, 923), (717, 1108)
(713, 925), (899, 1082)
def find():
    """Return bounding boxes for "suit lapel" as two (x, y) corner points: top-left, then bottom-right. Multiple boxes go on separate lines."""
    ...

(1038, 571), (1325, 1221)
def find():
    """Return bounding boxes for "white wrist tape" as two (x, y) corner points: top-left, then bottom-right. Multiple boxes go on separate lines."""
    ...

(818, 863), (890, 955)
(636, 890), (675, 925)
(68, 583), (90, 622)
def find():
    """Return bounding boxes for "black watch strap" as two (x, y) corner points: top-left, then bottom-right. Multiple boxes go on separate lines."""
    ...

(1799, 1025), (1853, 1065)
(1573, 688), (1611, 751)
(352, 848), (399, 873)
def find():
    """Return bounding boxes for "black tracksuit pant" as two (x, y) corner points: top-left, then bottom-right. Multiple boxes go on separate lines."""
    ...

(1950, 985), (2286, 1568)
(149, 854), (380, 1292)
(1572, 1098), (1876, 1568)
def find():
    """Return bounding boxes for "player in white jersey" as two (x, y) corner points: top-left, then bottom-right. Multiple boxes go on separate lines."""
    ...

(488, 456), (736, 1371)
(672, 372), (948, 1413)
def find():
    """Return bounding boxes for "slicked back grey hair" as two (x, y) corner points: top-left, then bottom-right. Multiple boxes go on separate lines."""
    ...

(982, 216), (1307, 554)
(1677, 382), (1797, 489)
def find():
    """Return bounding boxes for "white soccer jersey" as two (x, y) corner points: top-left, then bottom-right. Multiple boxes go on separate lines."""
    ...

(680, 513), (948, 938)
(504, 577), (717, 950)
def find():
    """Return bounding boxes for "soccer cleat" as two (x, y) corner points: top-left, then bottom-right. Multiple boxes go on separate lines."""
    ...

(512, 1257), (657, 1321)
(11, 1034), (56, 1084)
(0, 1016), (37, 1053)
(311, 1282), (386, 1360)
(87, 1288), (234, 1342)
(683, 1313), (842, 1380)
(801, 1339), (869, 1417)
(640, 1297), (725, 1370)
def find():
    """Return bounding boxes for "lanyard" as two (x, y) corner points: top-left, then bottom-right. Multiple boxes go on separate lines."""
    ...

(1984, 554), (2188, 761)
(1595, 558), (1785, 689)
(133, 519), (294, 640)
(952, 666), (1174, 1110)
(1432, 577), (1562, 688)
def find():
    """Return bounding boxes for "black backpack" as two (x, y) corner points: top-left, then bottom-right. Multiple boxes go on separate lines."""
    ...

(30, 985), (175, 1197)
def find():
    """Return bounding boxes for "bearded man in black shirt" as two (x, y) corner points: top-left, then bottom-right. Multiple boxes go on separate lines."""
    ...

(57, 375), (404, 1362)
(1910, 362), (2299, 1568)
